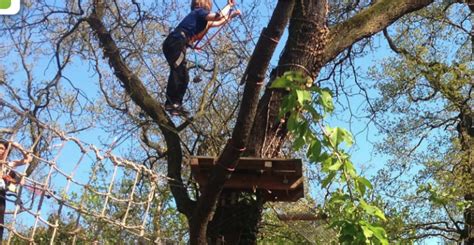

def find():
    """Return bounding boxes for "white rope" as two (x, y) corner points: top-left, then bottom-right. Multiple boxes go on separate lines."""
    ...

(0, 102), (173, 244)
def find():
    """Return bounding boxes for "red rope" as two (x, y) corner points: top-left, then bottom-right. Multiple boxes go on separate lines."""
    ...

(192, 9), (235, 50)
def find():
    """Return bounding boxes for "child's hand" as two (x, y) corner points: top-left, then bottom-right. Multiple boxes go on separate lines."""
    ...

(11, 142), (20, 149)
(231, 9), (241, 18)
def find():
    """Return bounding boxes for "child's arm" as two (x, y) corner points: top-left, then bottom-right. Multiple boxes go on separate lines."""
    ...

(205, 0), (238, 22)
(207, 9), (240, 28)
(10, 142), (32, 168)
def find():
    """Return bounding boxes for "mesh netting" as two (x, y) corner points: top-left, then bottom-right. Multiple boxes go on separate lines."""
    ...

(0, 99), (172, 244)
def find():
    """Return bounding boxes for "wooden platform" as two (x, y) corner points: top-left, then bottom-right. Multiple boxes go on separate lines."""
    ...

(190, 156), (304, 202)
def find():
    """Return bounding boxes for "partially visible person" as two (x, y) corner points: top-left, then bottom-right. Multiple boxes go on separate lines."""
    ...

(0, 139), (32, 242)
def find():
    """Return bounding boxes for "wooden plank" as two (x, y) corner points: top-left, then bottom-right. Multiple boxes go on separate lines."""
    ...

(192, 168), (301, 178)
(190, 156), (305, 202)
(192, 162), (301, 173)
(195, 175), (303, 191)
(189, 158), (200, 166)
(192, 156), (302, 170)
(194, 168), (300, 177)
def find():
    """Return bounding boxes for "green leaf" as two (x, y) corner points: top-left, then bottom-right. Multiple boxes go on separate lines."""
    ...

(280, 96), (291, 116)
(312, 151), (330, 164)
(355, 176), (373, 196)
(330, 127), (354, 147)
(359, 200), (387, 221)
(321, 154), (335, 171)
(319, 89), (334, 113)
(296, 89), (311, 105)
(356, 181), (367, 196)
(339, 128), (354, 147)
(357, 177), (373, 190)
(298, 121), (309, 138)
(328, 127), (338, 147)
(321, 172), (336, 188)
(287, 112), (298, 131)
(304, 104), (321, 120)
(361, 224), (374, 239)
(370, 225), (388, 245)
(286, 94), (297, 111)
(311, 86), (321, 93)
(307, 140), (322, 160)
(328, 160), (343, 171)
(271, 76), (291, 89)
(293, 136), (305, 151)
(343, 159), (357, 178)
(360, 221), (388, 245)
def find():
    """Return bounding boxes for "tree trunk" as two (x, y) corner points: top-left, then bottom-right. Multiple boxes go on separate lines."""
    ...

(458, 107), (473, 244)
(205, 191), (264, 245)
(248, 0), (329, 158)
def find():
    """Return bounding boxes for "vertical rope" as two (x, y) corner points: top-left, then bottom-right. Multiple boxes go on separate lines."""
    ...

(121, 170), (140, 225)
(100, 164), (119, 217)
(141, 182), (156, 237)
(0, 102), (174, 243)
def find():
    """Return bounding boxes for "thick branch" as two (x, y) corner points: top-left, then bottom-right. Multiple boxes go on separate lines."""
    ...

(322, 0), (434, 64)
(86, 10), (194, 217)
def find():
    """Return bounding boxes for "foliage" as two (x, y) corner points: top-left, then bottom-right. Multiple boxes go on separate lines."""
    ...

(367, 2), (473, 242)
(271, 71), (388, 244)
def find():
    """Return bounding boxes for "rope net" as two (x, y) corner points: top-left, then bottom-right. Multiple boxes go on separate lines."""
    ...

(0, 101), (172, 244)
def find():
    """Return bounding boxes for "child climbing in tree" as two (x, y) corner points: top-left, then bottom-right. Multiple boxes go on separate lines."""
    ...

(163, 0), (241, 116)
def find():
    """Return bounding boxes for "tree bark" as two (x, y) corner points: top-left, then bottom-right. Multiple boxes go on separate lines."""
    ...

(322, 0), (434, 64)
(205, 191), (264, 245)
(247, 0), (330, 158)
(248, 0), (435, 157)
(459, 104), (473, 243)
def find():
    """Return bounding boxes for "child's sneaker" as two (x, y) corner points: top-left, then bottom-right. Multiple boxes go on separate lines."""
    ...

(171, 106), (190, 117)
(165, 103), (190, 117)
(165, 103), (180, 111)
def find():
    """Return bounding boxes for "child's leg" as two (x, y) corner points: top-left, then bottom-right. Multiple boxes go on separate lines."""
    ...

(0, 189), (5, 241)
(165, 67), (181, 106)
(163, 36), (187, 106)
(175, 60), (190, 105)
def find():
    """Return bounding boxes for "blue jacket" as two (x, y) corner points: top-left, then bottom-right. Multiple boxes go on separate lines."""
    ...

(172, 8), (210, 41)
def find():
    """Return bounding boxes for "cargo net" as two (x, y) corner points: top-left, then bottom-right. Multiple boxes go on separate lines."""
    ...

(0, 100), (170, 244)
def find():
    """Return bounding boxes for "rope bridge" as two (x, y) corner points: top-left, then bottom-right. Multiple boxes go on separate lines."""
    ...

(0, 100), (172, 244)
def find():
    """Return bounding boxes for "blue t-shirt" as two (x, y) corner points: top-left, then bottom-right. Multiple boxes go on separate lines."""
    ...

(174, 8), (210, 39)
